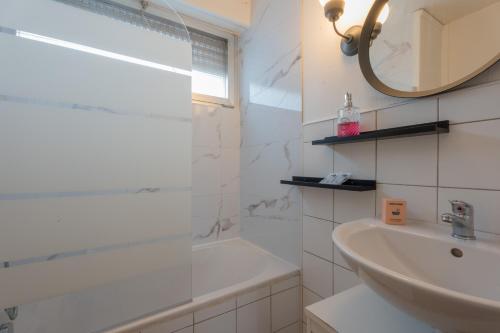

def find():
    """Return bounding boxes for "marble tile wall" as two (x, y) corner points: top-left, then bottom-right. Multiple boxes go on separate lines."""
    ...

(239, 0), (303, 266)
(192, 103), (241, 244)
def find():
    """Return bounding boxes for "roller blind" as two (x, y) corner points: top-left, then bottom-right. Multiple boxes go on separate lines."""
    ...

(189, 27), (228, 79)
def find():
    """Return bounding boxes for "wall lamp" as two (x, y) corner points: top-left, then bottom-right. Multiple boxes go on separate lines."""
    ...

(319, 0), (389, 56)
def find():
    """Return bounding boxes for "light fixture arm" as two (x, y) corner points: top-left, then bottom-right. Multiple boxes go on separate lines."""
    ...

(332, 22), (352, 42)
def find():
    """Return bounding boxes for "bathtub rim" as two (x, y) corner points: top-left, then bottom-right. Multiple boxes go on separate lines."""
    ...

(101, 238), (300, 333)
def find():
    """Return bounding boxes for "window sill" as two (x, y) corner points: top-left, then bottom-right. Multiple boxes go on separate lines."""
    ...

(192, 93), (235, 108)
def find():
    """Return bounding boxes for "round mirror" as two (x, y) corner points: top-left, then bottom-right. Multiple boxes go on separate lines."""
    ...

(359, 0), (500, 98)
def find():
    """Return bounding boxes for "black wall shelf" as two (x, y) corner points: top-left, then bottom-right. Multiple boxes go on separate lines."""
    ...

(281, 177), (376, 192)
(312, 121), (449, 145)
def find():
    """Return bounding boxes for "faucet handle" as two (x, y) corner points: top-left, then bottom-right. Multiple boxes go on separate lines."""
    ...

(449, 200), (473, 216)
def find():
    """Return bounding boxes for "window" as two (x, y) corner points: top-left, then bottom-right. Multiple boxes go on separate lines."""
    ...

(55, 0), (236, 106)
(184, 18), (236, 107)
(190, 28), (228, 99)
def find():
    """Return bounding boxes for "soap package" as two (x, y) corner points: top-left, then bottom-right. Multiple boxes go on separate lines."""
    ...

(382, 198), (407, 225)
(320, 172), (352, 185)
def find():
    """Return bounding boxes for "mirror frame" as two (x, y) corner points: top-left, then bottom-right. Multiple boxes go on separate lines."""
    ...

(358, 0), (500, 98)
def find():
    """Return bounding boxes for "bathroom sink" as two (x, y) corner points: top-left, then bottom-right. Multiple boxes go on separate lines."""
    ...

(332, 219), (500, 333)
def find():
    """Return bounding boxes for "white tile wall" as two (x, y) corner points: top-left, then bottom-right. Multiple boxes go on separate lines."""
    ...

(176, 327), (194, 333)
(194, 310), (236, 333)
(302, 188), (334, 221)
(376, 184), (437, 223)
(301, 0), (500, 326)
(272, 276), (301, 294)
(377, 135), (438, 186)
(439, 120), (500, 190)
(302, 287), (323, 308)
(303, 143), (333, 177)
(275, 322), (301, 333)
(302, 287), (322, 322)
(141, 314), (193, 333)
(302, 252), (333, 298)
(272, 286), (300, 331)
(439, 82), (500, 124)
(333, 265), (361, 295)
(377, 99), (437, 129)
(237, 286), (270, 307)
(333, 191), (375, 224)
(194, 299), (236, 323)
(303, 216), (334, 261)
(237, 298), (271, 333)
(142, 277), (301, 333)
(301, 81), (500, 314)
(333, 142), (376, 180)
(303, 121), (334, 143)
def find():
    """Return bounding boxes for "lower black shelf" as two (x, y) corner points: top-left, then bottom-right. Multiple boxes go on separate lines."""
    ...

(281, 176), (376, 191)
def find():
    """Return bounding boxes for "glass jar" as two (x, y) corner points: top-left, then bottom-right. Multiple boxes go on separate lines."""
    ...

(337, 92), (360, 137)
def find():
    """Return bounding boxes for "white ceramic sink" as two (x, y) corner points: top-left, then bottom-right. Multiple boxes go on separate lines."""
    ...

(332, 218), (500, 333)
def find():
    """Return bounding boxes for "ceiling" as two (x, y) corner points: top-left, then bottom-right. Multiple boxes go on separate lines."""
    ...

(400, 0), (499, 24)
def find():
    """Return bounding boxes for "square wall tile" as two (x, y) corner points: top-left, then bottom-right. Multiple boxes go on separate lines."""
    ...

(194, 299), (236, 323)
(438, 187), (500, 235)
(237, 285), (270, 307)
(333, 190), (375, 224)
(439, 120), (500, 190)
(303, 143), (333, 177)
(333, 141), (376, 180)
(376, 184), (437, 223)
(237, 297), (271, 333)
(302, 287), (322, 322)
(272, 287), (300, 332)
(333, 264), (361, 295)
(167, 327), (192, 333)
(377, 135), (438, 186)
(142, 314), (193, 333)
(439, 82), (500, 124)
(275, 322), (301, 333)
(377, 98), (437, 129)
(272, 275), (300, 294)
(302, 188), (334, 221)
(303, 121), (334, 143)
(303, 216), (334, 261)
(194, 311), (235, 333)
(177, 328), (193, 333)
(302, 252), (333, 298)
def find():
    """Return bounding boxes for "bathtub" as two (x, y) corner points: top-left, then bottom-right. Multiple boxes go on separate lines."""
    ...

(106, 238), (300, 333)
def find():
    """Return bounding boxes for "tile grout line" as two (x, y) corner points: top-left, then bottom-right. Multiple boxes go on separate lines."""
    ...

(304, 250), (333, 264)
(302, 285), (323, 301)
(378, 182), (500, 192)
(274, 321), (300, 333)
(303, 214), (334, 223)
(374, 109), (379, 218)
(331, 118), (335, 298)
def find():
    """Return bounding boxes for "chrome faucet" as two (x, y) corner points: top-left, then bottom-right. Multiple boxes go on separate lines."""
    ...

(441, 200), (475, 240)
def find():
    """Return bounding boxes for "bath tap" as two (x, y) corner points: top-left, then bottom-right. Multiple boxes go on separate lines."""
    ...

(441, 200), (476, 240)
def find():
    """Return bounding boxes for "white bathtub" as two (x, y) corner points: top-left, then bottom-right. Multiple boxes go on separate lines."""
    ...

(106, 238), (300, 333)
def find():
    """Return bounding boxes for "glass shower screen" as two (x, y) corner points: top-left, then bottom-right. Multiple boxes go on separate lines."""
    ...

(0, 0), (192, 332)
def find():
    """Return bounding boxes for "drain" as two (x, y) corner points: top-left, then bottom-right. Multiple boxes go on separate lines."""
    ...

(451, 248), (463, 258)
